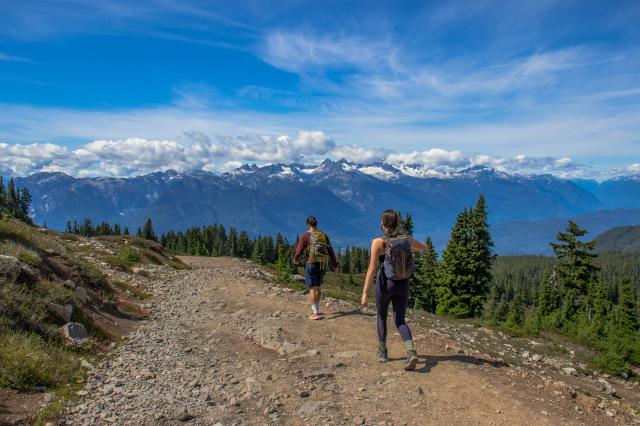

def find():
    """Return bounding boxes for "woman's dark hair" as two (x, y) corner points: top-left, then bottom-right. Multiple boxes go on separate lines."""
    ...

(381, 210), (401, 236)
(306, 216), (318, 226)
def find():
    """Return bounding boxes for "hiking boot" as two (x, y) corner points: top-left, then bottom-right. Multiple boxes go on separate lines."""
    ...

(404, 350), (419, 371)
(376, 348), (389, 363)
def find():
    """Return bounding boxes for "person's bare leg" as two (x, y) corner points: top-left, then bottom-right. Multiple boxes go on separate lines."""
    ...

(309, 287), (320, 318)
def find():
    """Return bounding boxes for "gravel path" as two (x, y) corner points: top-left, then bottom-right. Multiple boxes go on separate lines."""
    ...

(62, 257), (632, 425)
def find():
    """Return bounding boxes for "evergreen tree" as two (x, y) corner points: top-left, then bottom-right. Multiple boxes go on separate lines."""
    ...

(411, 237), (438, 312)
(123, 226), (130, 235)
(403, 212), (414, 236)
(136, 227), (143, 238)
(7, 178), (18, 215)
(617, 279), (639, 333)
(114, 223), (122, 235)
(437, 209), (475, 317)
(437, 199), (492, 318)
(238, 231), (251, 258)
(142, 218), (157, 241)
(18, 188), (32, 221)
(550, 221), (599, 321)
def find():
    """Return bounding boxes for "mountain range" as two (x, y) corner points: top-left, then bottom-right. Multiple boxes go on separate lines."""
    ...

(15, 159), (640, 255)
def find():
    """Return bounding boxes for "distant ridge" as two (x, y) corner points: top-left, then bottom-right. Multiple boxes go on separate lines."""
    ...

(15, 160), (640, 254)
(593, 225), (640, 253)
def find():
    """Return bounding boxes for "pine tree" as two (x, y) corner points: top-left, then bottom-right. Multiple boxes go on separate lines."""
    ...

(470, 194), (494, 291)
(274, 245), (292, 284)
(437, 209), (475, 317)
(403, 212), (414, 236)
(437, 198), (492, 318)
(136, 227), (143, 238)
(411, 237), (438, 312)
(7, 178), (18, 216)
(550, 220), (599, 321)
(617, 279), (638, 333)
(142, 218), (157, 241)
(238, 231), (251, 258)
(114, 224), (121, 235)
(123, 226), (130, 235)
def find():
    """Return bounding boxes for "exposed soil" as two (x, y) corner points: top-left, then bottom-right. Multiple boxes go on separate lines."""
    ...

(59, 256), (638, 425)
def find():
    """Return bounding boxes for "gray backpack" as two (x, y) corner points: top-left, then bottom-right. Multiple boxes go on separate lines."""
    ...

(382, 235), (415, 280)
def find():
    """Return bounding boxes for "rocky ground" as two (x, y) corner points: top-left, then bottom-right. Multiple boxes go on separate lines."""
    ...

(59, 256), (640, 425)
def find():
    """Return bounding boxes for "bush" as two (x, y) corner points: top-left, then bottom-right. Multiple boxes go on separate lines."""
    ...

(0, 330), (82, 391)
(106, 245), (140, 271)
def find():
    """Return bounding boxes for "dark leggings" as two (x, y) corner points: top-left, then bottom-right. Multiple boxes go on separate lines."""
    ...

(375, 271), (413, 342)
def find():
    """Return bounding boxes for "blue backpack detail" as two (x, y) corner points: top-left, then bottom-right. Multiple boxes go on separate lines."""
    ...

(382, 235), (415, 280)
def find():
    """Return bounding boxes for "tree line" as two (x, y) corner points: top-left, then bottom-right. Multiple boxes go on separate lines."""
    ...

(0, 177), (32, 224)
(65, 218), (157, 241)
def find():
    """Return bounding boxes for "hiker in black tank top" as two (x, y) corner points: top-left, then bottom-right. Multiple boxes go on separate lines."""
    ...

(361, 210), (428, 370)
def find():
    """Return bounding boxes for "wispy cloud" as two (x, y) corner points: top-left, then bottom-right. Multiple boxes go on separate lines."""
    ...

(0, 52), (32, 63)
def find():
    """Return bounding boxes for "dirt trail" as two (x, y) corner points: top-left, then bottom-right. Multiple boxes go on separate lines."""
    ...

(64, 257), (629, 425)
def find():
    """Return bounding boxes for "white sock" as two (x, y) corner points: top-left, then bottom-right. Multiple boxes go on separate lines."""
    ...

(311, 303), (319, 314)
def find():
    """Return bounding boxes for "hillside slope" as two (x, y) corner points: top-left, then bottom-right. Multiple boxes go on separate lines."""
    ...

(492, 209), (640, 254)
(61, 257), (640, 425)
(0, 217), (186, 425)
(594, 225), (640, 253)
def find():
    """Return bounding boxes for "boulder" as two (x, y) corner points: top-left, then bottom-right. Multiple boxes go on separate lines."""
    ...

(47, 303), (73, 322)
(562, 367), (578, 376)
(60, 322), (88, 347)
(0, 255), (22, 284)
(74, 287), (88, 304)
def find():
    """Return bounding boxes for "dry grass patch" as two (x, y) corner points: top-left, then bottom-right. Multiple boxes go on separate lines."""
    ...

(111, 280), (150, 299)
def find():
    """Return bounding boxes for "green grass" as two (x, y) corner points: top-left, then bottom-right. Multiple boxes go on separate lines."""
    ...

(33, 381), (84, 426)
(105, 245), (140, 271)
(0, 330), (83, 392)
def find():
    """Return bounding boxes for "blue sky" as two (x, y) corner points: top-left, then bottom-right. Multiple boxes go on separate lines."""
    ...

(1, 0), (639, 178)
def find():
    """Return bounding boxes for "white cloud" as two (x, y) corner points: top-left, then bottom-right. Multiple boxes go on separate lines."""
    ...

(0, 134), (604, 180)
(226, 130), (335, 163)
(330, 145), (386, 163)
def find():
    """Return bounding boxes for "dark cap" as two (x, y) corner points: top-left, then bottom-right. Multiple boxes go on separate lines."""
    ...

(306, 216), (318, 226)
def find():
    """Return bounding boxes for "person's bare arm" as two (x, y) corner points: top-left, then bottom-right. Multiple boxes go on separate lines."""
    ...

(409, 236), (428, 252)
(361, 238), (383, 305)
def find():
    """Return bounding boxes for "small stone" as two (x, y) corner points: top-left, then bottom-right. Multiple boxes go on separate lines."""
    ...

(605, 409), (616, 417)
(173, 406), (193, 422)
(353, 416), (366, 425)
(415, 386), (424, 396)
(522, 351), (530, 359)
(76, 390), (88, 396)
(60, 322), (88, 347)
(298, 390), (311, 398)
(531, 354), (543, 362)
(562, 367), (577, 376)
(47, 303), (74, 322)
(598, 379), (617, 396)
(80, 359), (94, 370)
(307, 349), (320, 356)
